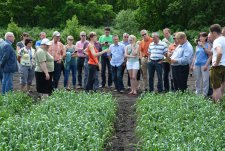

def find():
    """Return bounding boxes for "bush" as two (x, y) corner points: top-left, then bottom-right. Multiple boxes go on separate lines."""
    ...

(114, 9), (140, 35)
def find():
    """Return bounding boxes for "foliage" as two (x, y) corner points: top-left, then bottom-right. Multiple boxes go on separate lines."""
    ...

(6, 19), (22, 42)
(0, 91), (33, 124)
(114, 9), (140, 35)
(0, 90), (117, 150)
(136, 92), (225, 150)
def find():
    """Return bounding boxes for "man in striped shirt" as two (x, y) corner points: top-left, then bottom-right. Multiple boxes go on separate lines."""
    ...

(148, 32), (168, 93)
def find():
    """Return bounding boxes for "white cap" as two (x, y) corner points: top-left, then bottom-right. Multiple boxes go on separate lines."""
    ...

(41, 38), (52, 45)
(53, 31), (60, 37)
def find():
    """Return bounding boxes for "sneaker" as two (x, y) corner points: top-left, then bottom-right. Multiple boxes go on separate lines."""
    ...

(99, 85), (105, 88)
(119, 90), (125, 93)
(77, 85), (81, 89)
(109, 85), (113, 88)
(113, 89), (118, 92)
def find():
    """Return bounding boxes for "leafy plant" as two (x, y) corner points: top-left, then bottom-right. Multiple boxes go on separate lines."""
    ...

(136, 92), (225, 150)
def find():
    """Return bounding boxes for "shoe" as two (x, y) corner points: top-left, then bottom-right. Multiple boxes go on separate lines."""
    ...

(113, 89), (118, 92)
(77, 85), (81, 89)
(119, 90), (125, 93)
(109, 85), (113, 88)
(99, 85), (105, 88)
(127, 86), (131, 89)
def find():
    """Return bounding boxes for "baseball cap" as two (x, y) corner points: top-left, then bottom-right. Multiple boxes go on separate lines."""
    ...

(41, 38), (52, 46)
(53, 31), (60, 37)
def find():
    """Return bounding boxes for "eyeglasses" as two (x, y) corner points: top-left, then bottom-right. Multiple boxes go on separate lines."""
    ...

(141, 33), (146, 37)
(124, 36), (129, 38)
(68, 39), (74, 41)
(81, 35), (86, 37)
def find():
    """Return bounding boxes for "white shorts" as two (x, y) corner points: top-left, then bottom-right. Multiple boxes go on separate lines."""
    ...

(126, 61), (140, 70)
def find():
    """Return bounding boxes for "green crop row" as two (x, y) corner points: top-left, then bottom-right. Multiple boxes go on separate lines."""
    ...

(0, 91), (33, 124)
(0, 90), (117, 151)
(136, 92), (225, 150)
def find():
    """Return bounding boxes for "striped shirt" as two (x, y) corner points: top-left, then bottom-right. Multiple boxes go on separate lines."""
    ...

(148, 41), (167, 60)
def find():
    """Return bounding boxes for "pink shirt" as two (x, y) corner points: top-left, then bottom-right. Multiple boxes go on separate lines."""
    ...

(76, 40), (88, 58)
(48, 41), (65, 61)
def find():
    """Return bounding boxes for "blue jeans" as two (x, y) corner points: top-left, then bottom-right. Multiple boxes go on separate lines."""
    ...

(84, 58), (99, 90)
(52, 61), (62, 89)
(64, 63), (77, 87)
(0, 68), (2, 83)
(111, 65), (124, 91)
(101, 56), (112, 87)
(2, 72), (13, 94)
(148, 60), (163, 92)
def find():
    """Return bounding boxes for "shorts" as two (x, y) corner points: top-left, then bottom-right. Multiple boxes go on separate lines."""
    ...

(35, 71), (53, 94)
(127, 61), (140, 70)
(210, 65), (225, 89)
(20, 65), (35, 85)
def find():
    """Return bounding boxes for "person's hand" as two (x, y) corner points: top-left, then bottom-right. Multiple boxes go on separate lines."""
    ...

(45, 73), (50, 80)
(203, 65), (208, 71)
(57, 59), (62, 64)
(170, 59), (177, 64)
(104, 49), (110, 53)
(190, 65), (194, 72)
(212, 61), (219, 67)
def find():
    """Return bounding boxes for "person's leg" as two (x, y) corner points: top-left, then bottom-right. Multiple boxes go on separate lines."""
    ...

(94, 71), (99, 90)
(85, 64), (97, 91)
(128, 69), (133, 94)
(106, 58), (112, 87)
(141, 57), (148, 90)
(201, 66), (209, 96)
(111, 65), (118, 90)
(71, 63), (77, 88)
(156, 62), (163, 93)
(117, 65), (124, 91)
(64, 67), (70, 88)
(132, 69), (138, 94)
(148, 61), (155, 92)
(121, 62), (126, 83)
(4, 73), (13, 94)
(20, 66), (28, 92)
(77, 57), (84, 87)
(163, 62), (170, 92)
(171, 66), (178, 91)
(0, 68), (2, 84)
(83, 58), (89, 88)
(127, 69), (131, 87)
(101, 56), (106, 87)
(181, 65), (189, 91)
(27, 68), (35, 92)
(52, 61), (62, 89)
(194, 66), (201, 95)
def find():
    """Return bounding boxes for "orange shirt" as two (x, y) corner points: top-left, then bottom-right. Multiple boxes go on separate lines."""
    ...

(140, 36), (153, 57)
(87, 44), (99, 65)
(48, 41), (65, 61)
(168, 43), (177, 53)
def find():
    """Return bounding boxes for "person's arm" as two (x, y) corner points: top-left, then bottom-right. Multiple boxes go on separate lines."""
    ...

(89, 44), (109, 57)
(190, 54), (196, 71)
(171, 46), (193, 65)
(203, 55), (212, 71)
(125, 46), (136, 58)
(40, 62), (50, 80)
(203, 44), (211, 55)
(213, 46), (223, 66)
(0, 45), (11, 67)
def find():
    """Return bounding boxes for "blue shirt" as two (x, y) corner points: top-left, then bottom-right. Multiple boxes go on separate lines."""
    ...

(194, 43), (209, 66)
(109, 43), (125, 67)
(171, 41), (194, 66)
(35, 40), (42, 47)
(148, 41), (167, 60)
(120, 41), (129, 46)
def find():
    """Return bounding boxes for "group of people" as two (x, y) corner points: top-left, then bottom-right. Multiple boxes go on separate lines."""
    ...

(0, 24), (224, 101)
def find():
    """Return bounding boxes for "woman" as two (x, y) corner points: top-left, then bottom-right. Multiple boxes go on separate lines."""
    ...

(18, 38), (35, 92)
(64, 35), (77, 90)
(85, 32), (109, 92)
(35, 38), (54, 98)
(16, 32), (29, 52)
(191, 32), (212, 96)
(125, 35), (140, 95)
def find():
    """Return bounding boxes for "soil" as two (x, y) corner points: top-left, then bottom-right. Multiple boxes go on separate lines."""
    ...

(1, 71), (195, 151)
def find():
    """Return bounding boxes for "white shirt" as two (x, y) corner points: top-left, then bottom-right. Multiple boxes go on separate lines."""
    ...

(212, 36), (225, 66)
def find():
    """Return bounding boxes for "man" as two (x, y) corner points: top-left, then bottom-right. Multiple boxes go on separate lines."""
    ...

(170, 32), (194, 92)
(148, 32), (167, 93)
(109, 35), (125, 92)
(162, 28), (174, 92)
(99, 27), (113, 88)
(76, 31), (89, 89)
(209, 24), (225, 101)
(0, 38), (3, 83)
(48, 31), (65, 89)
(140, 29), (153, 91)
(0, 32), (18, 94)
(121, 33), (130, 88)
(222, 27), (225, 37)
(35, 32), (46, 49)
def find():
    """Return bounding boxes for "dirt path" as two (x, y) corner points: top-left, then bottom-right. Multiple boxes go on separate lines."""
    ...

(105, 90), (139, 151)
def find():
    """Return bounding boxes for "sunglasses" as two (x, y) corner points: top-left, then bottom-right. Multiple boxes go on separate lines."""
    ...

(141, 33), (146, 37)
(68, 39), (74, 40)
(124, 36), (129, 38)
(81, 35), (86, 37)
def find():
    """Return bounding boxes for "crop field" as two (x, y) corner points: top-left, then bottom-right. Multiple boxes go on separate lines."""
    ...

(0, 90), (117, 150)
(136, 92), (225, 150)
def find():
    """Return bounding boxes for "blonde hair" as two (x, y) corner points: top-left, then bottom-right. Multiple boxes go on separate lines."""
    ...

(129, 35), (136, 42)
(175, 32), (186, 39)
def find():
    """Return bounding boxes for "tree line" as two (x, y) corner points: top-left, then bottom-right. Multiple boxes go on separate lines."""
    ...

(0, 0), (224, 31)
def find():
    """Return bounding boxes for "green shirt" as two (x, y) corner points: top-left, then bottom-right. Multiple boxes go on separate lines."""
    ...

(35, 48), (54, 72)
(99, 35), (113, 50)
(127, 44), (139, 63)
(162, 35), (174, 47)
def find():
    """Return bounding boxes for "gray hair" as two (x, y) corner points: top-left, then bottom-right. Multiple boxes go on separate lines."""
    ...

(113, 35), (119, 38)
(140, 29), (148, 34)
(123, 33), (129, 37)
(39, 31), (46, 36)
(152, 32), (159, 37)
(80, 31), (86, 35)
(5, 32), (14, 40)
